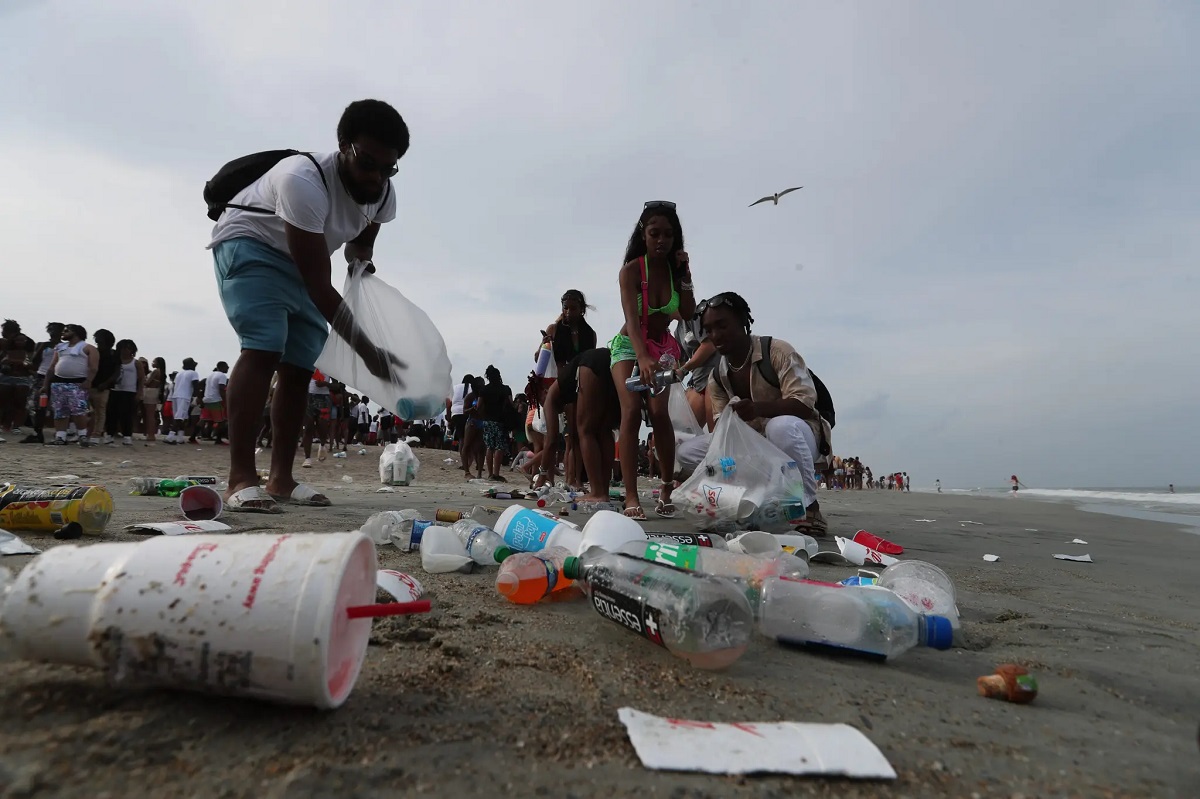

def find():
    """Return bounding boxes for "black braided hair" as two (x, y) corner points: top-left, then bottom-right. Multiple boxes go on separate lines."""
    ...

(706, 292), (754, 334)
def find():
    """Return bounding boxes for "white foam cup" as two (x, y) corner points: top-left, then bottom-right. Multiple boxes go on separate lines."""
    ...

(836, 536), (900, 568)
(727, 531), (782, 556)
(180, 485), (224, 521)
(0, 532), (377, 708)
(578, 510), (648, 555)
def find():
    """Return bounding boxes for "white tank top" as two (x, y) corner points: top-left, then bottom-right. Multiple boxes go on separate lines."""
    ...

(115, 361), (138, 392)
(54, 341), (90, 379)
(37, 343), (56, 375)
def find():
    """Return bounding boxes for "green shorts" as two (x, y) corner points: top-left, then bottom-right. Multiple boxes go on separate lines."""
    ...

(608, 334), (636, 367)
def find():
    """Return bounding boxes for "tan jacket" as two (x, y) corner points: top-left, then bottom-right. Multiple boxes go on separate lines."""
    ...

(707, 335), (833, 468)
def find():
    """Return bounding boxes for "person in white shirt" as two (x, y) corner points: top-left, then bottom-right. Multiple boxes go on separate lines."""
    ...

(41, 324), (98, 446)
(207, 100), (410, 512)
(167, 359), (200, 445)
(203, 361), (230, 445)
(352, 395), (371, 443)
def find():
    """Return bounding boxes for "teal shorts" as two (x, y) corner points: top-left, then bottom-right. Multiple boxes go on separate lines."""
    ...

(212, 237), (329, 371)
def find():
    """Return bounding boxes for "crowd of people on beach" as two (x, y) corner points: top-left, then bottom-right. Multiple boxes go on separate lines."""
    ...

(6, 99), (850, 532)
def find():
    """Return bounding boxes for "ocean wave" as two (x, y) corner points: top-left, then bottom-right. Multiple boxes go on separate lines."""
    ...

(1019, 489), (1200, 508)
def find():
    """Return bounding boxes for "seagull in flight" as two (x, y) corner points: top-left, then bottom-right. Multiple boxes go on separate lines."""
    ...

(749, 186), (802, 207)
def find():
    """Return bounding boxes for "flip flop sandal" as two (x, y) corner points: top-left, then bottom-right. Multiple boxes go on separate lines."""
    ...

(271, 483), (332, 507)
(622, 506), (648, 521)
(227, 485), (282, 514)
(655, 499), (677, 519)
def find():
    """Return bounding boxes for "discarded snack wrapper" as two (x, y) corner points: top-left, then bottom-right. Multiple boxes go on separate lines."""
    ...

(617, 707), (896, 778)
(1053, 553), (1093, 563)
(977, 664), (1038, 704)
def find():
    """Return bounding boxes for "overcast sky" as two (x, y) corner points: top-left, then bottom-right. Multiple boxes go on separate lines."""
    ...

(2, 1), (1196, 488)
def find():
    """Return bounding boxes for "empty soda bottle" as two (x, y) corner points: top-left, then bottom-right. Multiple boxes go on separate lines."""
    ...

(128, 477), (195, 497)
(451, 519), (509, 566)
(494, 546), (575, 604)
(757, 578), (954, 661)
(613, 539), (808, 607)
(562, 551), (753, 670)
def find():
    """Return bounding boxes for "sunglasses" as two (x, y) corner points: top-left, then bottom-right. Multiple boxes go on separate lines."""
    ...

(695, 295), (733, 317)
(350, 144), (399, 178)
(644, 200), (677, 211)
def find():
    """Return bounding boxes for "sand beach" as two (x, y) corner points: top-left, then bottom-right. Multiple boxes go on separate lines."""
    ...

(1, 443), (1197, 798)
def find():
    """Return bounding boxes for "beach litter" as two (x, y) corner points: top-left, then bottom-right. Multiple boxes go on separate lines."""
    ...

(913, 519), (936, 523)
(852, 529), (903, 555)
(1054, 553), (1093, 563)
(379, 441), (419, 486)
(43, 475), (81, 482)
(617, 707), (896, 779)
(376, 569), (424, 602)
(180, 485), (223, 521)
(376, 486), (395, 493)
(836, 535), (899, 567)
(983, 554), (1001, 562)
(1067, 538), (1088, 544)
(0, 531), (383, 708)
(977, 664), (1038, 704)
(1025, 528), (1039, 532)
(959, 521), (984, 525)
(0, 530), (40, 556)
(0, 484), (114, 535)
(124, 520), (231, 536)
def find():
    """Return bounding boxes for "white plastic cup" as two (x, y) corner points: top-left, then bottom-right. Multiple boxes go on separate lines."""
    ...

(836, 536), (900, 568)
(180, 485), (224, 521)
(578, 510), (648, 554)
(877, 560), (959, 625)
(0, 532), (377, 708)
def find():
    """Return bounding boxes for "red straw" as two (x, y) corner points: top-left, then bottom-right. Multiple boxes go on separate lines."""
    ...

(346, 600), (432, 619)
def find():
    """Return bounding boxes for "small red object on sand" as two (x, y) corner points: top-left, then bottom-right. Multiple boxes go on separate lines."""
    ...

(853, 530), (903, 555)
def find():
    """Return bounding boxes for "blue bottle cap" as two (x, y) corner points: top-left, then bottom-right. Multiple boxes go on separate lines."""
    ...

(923, 615), (955, 650)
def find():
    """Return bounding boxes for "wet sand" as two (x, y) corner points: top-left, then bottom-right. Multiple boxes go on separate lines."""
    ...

(1, 443), (1197, 798)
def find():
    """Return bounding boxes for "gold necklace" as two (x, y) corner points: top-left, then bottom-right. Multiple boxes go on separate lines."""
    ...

(728, 343), (753, 372)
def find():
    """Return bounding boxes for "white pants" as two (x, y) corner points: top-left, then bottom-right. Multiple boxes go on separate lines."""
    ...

(676, 416), (819, 507)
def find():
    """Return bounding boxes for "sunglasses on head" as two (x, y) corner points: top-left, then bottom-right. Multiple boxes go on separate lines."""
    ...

(695, 295), (733, 317)
(643, 200), (677, 211)
(350, 144), (399, 178)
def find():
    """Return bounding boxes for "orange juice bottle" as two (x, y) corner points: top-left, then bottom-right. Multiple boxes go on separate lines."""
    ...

(494, 546), (574, 604)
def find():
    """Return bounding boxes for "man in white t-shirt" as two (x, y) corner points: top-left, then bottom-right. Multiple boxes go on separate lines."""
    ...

(352, 395), (371, 443)
(207, 100), (410, 511)
(167, 358), (200, 445)
(202, 361), (230, 445)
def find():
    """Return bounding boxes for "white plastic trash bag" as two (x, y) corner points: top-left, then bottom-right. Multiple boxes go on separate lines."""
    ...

(668, 383), (704, 474)
(315, 260), (453, 421)
(379, 442), (419, 486)
(531, 406), (548, 435)
(675, 407), (807, 534)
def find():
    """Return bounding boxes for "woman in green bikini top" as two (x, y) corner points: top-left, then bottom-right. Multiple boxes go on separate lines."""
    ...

(609, 201), (697, 520)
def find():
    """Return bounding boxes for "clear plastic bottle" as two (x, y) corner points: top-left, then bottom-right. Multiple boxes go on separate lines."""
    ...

(359, 508), (422, 547)
(876, 561), (959, 628)
(495, 546), (574, 604)
(128, 477), (193, 497)
(757, 578), (954, 660)
(450, 519), (510, 566)
(562, 551), (754, 670)
(614, 539), (809, 589)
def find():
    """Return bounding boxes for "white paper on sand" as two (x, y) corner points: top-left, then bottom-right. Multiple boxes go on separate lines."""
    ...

(376, 486), (396, 493)
(913, 519), (936, 523)
(959, 521), (984, 525)
(124, 520), (232, 536)
(617, 707), (895, 779)
(1025, 528), (1039, 532)
(0, 530), (40, 556)
(982, 554), (1000, 562)
(1067, 538), (1088, 544)
(1054, 553), (1093, 563)
(43, 474), (81, 482)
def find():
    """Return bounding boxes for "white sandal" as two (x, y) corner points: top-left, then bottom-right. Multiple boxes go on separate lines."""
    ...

(227, 485), (282, 514)
(271, 483), (332, 507)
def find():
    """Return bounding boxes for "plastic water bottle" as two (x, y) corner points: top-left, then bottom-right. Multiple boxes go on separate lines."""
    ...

(172, 475), (219, 486)
(494, 546), (574, 604)
(562, 551), (754, 670)
(645, 532), (729, 550)
(757, 578), (954, 660)
(395, 396), (443, 421)
(360, 508), (422, 547)
(876, 561), (959, 628)
(128, 477), (194, 497)
(451, 519), (509, 566)
(534, 343), (554, 377)
(613, 540), (809, 589)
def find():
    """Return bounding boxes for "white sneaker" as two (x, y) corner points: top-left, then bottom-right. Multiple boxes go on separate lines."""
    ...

(123, 437), (133, 446)
(302, 458), (313, 468)
(317, 444), (327, 462)
(102, 434), (113, 445)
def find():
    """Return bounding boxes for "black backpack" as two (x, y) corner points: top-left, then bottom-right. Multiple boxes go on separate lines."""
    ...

(203, 150), (326, 221)
(737, 336), (836, 429)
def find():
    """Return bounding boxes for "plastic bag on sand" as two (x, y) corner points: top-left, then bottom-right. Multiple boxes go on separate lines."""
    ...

(675, 407), (806, 534)
(420, 526), (473, 574)
(315, 260), (452, 421)
(379, 442), (419, 486)
(668, 383), (704, 474)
